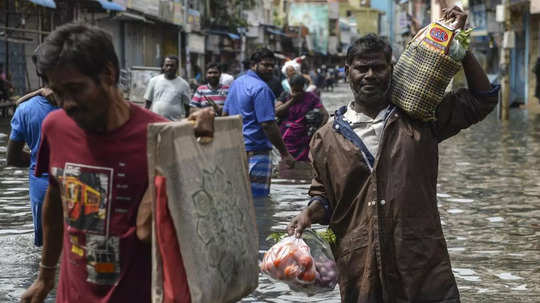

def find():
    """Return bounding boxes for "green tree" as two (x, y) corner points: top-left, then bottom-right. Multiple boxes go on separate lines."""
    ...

(204, 0), (255, 30)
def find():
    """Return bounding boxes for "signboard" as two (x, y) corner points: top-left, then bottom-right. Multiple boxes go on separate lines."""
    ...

(173, 3), (184, 26)
(532, 1), (540, 14)
(188, 34), (205, 54)
(128, 0), (159, 17)
(128, 66), (161, 105)
(159, 1), (174, 23)
(188, 9), (201, 32)
(328, 2), (339, 19)
(471, 4), (487, 36)
(288, 3), (329, 54)
(113, 0), (128, 6)
(328, 36), (338, 55)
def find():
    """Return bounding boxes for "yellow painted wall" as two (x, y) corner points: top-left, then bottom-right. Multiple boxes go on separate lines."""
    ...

(339, 2), (380, 37)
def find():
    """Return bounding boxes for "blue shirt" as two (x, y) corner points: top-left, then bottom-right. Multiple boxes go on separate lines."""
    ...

(10, 95), (58, 174)
(224, 70), (276, 151)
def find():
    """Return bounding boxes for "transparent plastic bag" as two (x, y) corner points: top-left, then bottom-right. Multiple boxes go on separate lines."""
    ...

(260, 229), (338, 295)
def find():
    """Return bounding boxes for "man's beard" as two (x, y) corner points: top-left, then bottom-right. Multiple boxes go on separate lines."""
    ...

(350, 80), (390, 102)
(208, 79), (219, 87)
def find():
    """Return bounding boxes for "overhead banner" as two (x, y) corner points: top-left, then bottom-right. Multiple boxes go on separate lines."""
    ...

(288, 3), (329, 54)
(470, 4), (487, 36)
(188, 33), (205, 54)
(127, 0), (159, 17)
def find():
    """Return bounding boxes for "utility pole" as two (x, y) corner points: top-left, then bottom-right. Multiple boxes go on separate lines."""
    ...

(184, 0), (191, 79)
(500, 0), (511, 120)
(5, 0), (9, 77)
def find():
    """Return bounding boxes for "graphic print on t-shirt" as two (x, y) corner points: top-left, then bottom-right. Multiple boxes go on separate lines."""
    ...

(86, 234), (121, 285)
(62, 163), (113, 234)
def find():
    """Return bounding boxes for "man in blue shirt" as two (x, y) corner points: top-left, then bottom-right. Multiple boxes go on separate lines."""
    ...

(7, 87), (58, 246)
(223, 48), (295, 197)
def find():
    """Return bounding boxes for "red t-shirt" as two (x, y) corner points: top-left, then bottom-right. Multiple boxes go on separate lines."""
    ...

(36, 103), (166, 303)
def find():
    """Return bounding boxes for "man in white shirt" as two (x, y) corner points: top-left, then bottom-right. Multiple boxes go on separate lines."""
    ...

(144, 56), (191, 120)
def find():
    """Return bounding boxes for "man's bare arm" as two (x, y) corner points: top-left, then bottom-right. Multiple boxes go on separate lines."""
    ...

(6, 139), (30, 167)
(21, 182), (63, 302)
(136, 188), (152, 243)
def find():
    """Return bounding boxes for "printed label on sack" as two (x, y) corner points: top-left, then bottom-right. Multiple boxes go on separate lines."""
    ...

(422, 22), (454, 54)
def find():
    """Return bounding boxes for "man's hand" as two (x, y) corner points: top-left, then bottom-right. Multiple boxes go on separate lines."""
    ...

(281, 153), (296, 169)
(187, 107), (215, 139)
(22, 185), (63, 303)
(287, 208), (312, 238)
(21, 269), (55, 303)
(287, 199), (327, 238)
(442, 5), (467, 30)
(136, 188), (153, 243)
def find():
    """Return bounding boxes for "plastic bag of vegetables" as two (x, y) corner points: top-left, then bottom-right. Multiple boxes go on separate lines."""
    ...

(391, 17), (473, 122)
(260, 229), (338, 295)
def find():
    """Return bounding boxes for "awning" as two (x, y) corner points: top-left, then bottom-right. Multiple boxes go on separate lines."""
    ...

(28, 0), (56, 8)
(95, 0), (125, 11)
(265, 28), (288, 37)
(208, 30), (240, 40)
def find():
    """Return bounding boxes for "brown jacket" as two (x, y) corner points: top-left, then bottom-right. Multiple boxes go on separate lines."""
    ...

(309, 89), (498, 303)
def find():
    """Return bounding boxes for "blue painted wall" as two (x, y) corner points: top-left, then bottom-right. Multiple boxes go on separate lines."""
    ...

(371, 0), (395, 43)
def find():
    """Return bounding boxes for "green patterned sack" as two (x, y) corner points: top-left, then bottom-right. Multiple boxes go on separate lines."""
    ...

(391, 22), (470, 122)
(391, 41), (461, 121)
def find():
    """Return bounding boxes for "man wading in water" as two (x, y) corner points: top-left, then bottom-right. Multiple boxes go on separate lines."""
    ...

(21, 23), (213, 303)
(288, 7), (499, 303)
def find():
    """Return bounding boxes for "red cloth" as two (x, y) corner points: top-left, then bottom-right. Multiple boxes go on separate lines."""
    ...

(154, 175), (191, 303)
(36, 104), (166, 302)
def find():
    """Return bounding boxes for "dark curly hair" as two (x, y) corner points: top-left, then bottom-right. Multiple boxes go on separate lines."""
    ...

(206, 62), (221, 72)
(289, 74), (308, 88)
(250, 48), (274, 64)
(346, 33), (392, 65)
(35, 23), (120, 84)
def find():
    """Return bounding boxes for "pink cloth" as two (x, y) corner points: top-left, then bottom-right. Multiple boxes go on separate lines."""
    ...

(155, 175), (191, 303)
(279, 92), (322, 161)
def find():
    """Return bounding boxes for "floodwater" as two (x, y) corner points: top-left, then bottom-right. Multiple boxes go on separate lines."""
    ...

(0, 84), (539, 302)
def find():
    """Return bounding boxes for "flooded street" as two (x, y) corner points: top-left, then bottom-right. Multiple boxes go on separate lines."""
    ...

(0, 84), (539, 302)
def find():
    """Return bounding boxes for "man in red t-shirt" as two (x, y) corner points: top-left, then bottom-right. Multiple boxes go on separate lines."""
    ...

(21, 24), (214, 303)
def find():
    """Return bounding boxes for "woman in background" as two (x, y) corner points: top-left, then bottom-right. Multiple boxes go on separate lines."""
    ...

(275, 74), (329, 161)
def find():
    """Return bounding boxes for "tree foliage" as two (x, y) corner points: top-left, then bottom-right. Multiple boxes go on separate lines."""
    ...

(205, 0), (256, 30)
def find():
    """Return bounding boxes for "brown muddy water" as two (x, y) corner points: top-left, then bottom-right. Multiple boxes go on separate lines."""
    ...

(0, 84), (538, 302)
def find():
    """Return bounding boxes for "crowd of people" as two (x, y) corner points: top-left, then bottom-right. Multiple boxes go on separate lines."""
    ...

(5, 6), (502, 303)
(143, 47), (332, 197)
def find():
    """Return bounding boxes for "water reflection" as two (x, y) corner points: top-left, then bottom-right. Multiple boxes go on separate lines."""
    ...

(0, 86), (539, 302)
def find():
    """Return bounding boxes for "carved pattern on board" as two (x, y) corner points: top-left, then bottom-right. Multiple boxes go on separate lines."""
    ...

(191, 166), (249, 282)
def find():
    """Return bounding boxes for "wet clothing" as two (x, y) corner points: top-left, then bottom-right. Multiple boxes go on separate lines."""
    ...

(190, 84), (229, 109)
(224, 70), (276, 152)
(277, 91), (323, 161)
(9, 95), (58, 246)
(308, 88), (498, 302)
(36, 104), (173, 303)
(248, 150), (272, 198)
(144, 74), (191, 121)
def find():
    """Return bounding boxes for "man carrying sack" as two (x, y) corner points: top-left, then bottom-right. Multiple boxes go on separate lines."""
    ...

(287, 7), (499, 303)
(21, 23), (214, 303)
